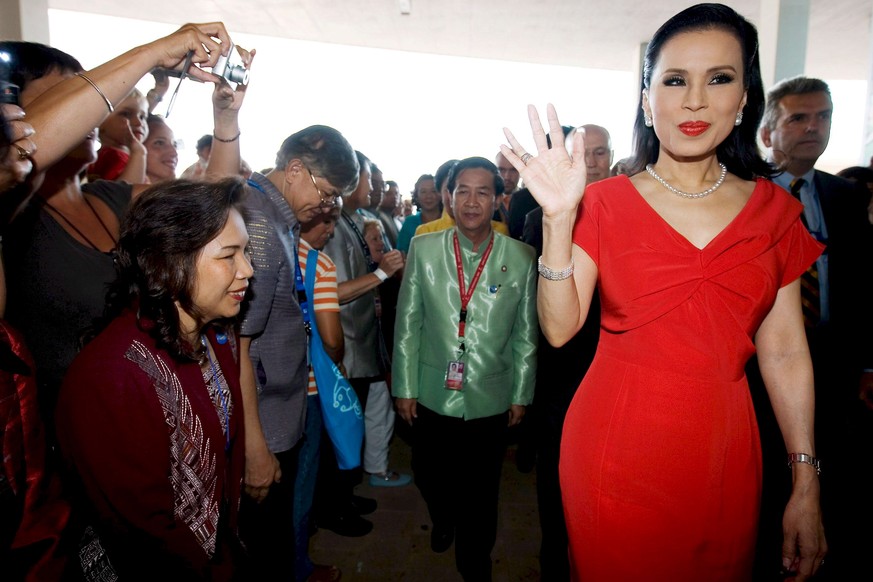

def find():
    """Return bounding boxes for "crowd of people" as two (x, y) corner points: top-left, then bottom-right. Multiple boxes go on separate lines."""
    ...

(2, 3), (872, 581)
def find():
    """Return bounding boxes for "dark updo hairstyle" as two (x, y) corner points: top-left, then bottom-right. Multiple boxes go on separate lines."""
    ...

(626, 3), (774, 180)
(106, 177), (249, 360)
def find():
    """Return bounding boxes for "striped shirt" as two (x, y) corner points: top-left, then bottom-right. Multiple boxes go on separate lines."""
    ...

(298, 238), (340, 395)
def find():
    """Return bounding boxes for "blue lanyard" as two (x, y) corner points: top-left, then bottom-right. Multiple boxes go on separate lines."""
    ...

(201, 335), (231, 452)
(293, 248), (312, 336)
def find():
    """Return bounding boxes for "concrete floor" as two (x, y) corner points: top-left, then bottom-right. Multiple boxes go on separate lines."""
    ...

(309, 431), (542, 582)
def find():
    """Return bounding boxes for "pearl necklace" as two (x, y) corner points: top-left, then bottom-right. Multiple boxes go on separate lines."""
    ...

(645, 163), (727, 199)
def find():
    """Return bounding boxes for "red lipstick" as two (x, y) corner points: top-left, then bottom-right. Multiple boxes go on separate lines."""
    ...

(679, 121), (711, 136)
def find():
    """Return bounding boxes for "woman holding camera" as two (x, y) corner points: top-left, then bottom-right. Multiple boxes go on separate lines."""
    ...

(0, 29), (251, 445)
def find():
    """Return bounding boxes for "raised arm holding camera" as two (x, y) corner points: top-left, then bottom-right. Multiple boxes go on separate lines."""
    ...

(1, 22), (253, 452)
(1, 23), (254, 580)
(1, 22), (250, 202)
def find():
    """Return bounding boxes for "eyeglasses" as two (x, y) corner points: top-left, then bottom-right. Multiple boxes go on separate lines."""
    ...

(305, 165), (340, 208)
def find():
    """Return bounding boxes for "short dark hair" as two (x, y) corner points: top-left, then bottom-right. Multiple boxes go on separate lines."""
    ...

(761, 76), (831, 131)
(448, 156), (505, 196)
(836, 165), (873, 184)
(196, 134), (213, 152)
(275, 125), (360, 195)
(107, 177), (249, 360)
(434, 159), (459, 192)
(0, 41), (83, 92)
(627, 3), (773, 180)
(355, 150), (371, 174)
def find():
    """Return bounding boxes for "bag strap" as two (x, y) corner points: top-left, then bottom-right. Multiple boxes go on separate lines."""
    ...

(303, 249), (322, 344)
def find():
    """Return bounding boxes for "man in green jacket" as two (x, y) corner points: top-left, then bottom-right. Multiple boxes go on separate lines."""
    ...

(392, 156), (537, 581)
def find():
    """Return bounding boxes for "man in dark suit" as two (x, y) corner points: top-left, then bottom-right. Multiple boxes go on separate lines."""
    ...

(751, 75), (873, 581)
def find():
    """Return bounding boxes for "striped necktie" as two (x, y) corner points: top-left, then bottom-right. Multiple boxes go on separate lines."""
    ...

(790, 178), (820, 328)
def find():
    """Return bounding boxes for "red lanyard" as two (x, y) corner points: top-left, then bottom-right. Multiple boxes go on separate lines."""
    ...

(453, 231), (494, 340)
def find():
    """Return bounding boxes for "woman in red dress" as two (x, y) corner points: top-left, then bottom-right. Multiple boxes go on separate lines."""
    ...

(502, 4), (827, 580)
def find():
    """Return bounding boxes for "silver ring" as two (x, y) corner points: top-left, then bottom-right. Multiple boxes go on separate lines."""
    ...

(521, 153), (533, 165)
(13, 144), (31, 160)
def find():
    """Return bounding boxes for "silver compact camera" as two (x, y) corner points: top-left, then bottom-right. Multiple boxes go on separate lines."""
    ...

(212, 44), (249, 85)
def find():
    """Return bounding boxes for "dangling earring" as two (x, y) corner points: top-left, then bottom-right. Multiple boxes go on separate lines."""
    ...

(644, 113), (653, 127)
(735, 111), (743, 126)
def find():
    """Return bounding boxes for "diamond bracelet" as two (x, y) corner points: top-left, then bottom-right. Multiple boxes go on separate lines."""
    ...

(537, 256), (575, 281)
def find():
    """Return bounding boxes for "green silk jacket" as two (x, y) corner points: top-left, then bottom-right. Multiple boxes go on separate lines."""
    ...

(392, 228), (537, 419)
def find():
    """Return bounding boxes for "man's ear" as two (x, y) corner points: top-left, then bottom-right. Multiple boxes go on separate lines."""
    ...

(760, 126), (772, 148)
(283, 159), (306, 184)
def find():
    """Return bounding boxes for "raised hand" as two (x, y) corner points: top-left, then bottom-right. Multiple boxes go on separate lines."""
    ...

(378, 249), (405, 278)
(146, 22), (233, 83)
(211, 47), (255, 115)
(1, 104), (35, 191)
(501, 104), (588, 219)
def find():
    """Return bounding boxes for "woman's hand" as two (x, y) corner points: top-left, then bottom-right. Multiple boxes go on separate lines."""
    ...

(501, 103), (588, 219)
(145, 22), (234, 83)
(1, 104), (35, 192)
(781, 470), (827, 581)
(211, 46), (255, 118)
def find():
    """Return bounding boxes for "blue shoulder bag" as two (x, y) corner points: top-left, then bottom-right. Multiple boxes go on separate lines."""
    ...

(302, 249), (364, 470)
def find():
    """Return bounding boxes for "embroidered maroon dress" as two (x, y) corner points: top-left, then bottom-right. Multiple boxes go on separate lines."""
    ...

(56, 310), (246, 579)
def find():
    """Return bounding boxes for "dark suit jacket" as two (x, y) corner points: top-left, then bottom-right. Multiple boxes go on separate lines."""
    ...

(810, 170), (873, 371)
(508, 188), (540, 240)
(522, 206), (544, 255)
